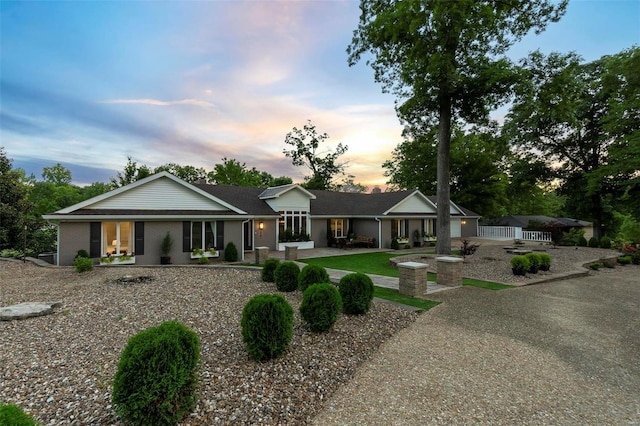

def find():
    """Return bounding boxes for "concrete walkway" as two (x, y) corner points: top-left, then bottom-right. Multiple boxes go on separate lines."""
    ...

(313, 265), (640, 425)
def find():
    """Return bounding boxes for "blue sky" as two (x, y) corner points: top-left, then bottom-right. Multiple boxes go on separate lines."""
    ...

(1, 0), (638, 187)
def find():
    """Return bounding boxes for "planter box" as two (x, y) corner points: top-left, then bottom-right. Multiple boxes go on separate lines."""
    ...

(100, 255), (136, 265)
(397, 238), (410, 245)
(190, 250), (220, 259)
(278, 241), (315, 251)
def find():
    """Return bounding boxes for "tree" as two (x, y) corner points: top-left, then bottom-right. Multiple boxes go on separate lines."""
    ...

(110, 156), (152, 188)
(504, 47), (640, 238)
(283, 120), (348, 190)
(0, 148), (32, 250)
(348, 0), (567, 254)
(154, 163), (207, 183)
(335, 175), (368, 193)
(42, 163), (72, 185)
(384, 124), (510, 218)
(207, 158), (281, 187)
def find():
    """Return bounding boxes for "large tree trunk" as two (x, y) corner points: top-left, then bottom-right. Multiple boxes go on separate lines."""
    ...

(591, 192), (603, 240)
(436, 101), (452, 255)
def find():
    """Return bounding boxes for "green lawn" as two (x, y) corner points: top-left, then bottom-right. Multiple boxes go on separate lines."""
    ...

(374, 286), (441, 311)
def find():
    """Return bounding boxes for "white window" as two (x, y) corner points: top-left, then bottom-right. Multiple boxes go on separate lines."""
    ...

(278, 210), (309, 237)
(330, 219), (346, 238)
(191, 221), (217, 250)
(103, 221), (133, 255)
(393, 219), (406, 238)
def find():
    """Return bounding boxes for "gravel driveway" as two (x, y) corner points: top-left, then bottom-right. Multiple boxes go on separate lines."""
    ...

(313, 265), (640, 425)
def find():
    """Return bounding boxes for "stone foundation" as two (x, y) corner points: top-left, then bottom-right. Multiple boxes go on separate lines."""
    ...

(436, 256), (463, 287)
(398, 261), (428, 297)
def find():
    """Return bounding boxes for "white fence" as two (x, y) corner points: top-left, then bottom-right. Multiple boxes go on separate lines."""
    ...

(478, 226), (552, 242)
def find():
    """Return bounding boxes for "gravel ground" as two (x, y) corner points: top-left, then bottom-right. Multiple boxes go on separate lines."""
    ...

(392, 244), (621, 284)
(0, 262), (418, 425)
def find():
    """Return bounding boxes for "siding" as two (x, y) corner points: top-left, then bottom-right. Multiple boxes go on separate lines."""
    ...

(387, 194), (436, 214)
(59, 222), (91, 266)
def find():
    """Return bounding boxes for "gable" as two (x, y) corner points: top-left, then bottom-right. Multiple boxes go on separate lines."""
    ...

(264, 186), (314, 212)
(385, 192), (437, 214)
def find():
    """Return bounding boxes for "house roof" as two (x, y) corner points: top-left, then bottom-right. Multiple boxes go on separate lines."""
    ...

(483, 215), (586, 228)
(193, 185), (281, 216)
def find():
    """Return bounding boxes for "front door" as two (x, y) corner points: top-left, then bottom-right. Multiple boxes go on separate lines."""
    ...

(244, 221), (253, 251)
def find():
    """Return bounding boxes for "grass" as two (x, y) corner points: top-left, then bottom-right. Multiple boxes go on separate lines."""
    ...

(462, 278), (514, 290)
(374, 286), (441, 311)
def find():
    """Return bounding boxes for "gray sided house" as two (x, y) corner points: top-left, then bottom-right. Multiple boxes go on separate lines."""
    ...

(44, 172), (479, 266)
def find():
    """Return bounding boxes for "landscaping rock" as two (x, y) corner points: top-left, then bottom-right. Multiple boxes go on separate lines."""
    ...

(0, 301), (63, 321)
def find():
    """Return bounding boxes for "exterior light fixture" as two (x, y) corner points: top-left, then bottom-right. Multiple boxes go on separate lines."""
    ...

(259, 222), (264, 230)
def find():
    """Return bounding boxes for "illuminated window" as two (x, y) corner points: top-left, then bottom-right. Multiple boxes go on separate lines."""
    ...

(103, 221), (133, 255)
(191, 221), (217, 250)
(330, 219), (346, 238)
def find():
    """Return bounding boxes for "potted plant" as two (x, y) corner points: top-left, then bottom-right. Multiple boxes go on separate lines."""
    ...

(160, 232), (173, 265)
(510, 255), (530, 276)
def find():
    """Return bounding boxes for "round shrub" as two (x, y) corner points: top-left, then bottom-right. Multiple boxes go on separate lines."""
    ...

(338, 273), (374, 315)
(75, 249), (90, 259)
(588, 237), (599, 248)
(577, 236), (588, 247)
(241, 294), (294, 361)
(510, 255), (530, 276)
(525, 252), (541, 274)
(538, 253), (552, 271)
(73, 256), (93, 273)
(631, 252), (640, 265)
(274, 261), (300, 292)
(390, 238), (400, 250)
(298, 264), (330, 292)
(224, 242), (238, 262)
(112, 320), (200, 426)
(261, 258), (281, 282)
(300, 283), (342, 332)
(197, 256), (209, 264)
(589, 262), (601, 270)
(0, 403), (39, 426)
(599, 236), (611, 249)
(617, 255), (632, 265)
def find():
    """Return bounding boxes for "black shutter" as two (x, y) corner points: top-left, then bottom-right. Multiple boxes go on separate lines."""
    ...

(135, 222), (144, 255)
(89, 222), (101, 258)
(349, 219), (354, 237)
(217, 221), (224, 249)
(183, 221), (191, 252)
(404, 220), (409, 238)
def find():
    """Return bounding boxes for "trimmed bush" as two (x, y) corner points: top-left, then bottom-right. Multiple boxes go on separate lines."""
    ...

(390, 238), (400, 250)
(300, 283), (342, 332)
(298, 264), (330, 292)
(588, 237), (599, 248)
(73, 256), (93, 273)
(577, 236), (588, 247)
(224, 242), (238, 262)
(241, 294), (294, 361)
(631, 252), (640, 265)
(538, 253), (552, 271)
(589, 262), (601, 270)
(0, 403), (39, 426)
(261, 258), (281, 282)
(112, 320), (200, 426)
(525, 253), (541, 274)
(274, 261), (300, 292)
(338, 273), (374, 315)
(75, 249), (90, 259)
(599, 236), (611, 249)
(617, 255), (632, 265)
(510, 255), (530, 276)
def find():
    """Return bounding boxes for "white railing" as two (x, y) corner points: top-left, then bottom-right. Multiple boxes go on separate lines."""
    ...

(477, 226), (522, 240)
(522, 230), (552, 242)
(478, 226), (552, 242)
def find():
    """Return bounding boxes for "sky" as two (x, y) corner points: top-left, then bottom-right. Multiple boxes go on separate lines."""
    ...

(1, 0), (639, 188)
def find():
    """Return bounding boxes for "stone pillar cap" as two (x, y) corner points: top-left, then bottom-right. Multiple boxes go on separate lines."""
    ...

(397, 261), (429, 269)
(436, 256), (463, 263)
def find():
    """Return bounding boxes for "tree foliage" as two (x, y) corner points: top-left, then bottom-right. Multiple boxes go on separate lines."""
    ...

(348, 0), (567, 253)
(110, 156), (152, 188)
(154, 163), (207, 183)
(505, 47), (640, 237)
(283, 120), (348, 190)
(207, 158), (287, 187)
(0, 148), (32, 250)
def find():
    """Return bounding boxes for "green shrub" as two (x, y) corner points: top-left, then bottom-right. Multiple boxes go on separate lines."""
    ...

(0, 403), (39, 426)
(241, 294), (294, 361)
(631, 252), (640, 265)
(112, 320), (200, 426)
(274, 261), (300, 292)
(599, 236), (611, 249)
(617, 255), (632, 265)
(73, 256), (93, 273)
(197, 256), (209, 264)
(224, 242), (238, 262)
(588, 237), (599, 248)
(338, 273), (374, 315)
(589, 262), (601, 270)
(390, 238), (400, 250)
(299, 283), (342, 332)
(0, 248), (24, 259)
(538, 253), (552, 271)
(261, 258), (281, 282)
(510, 255), (530, 275)
(525, 253), (541, 273)
(577, 236), (588, 247)
(298, 264), (330, 292)
(75, 249), (90, 259)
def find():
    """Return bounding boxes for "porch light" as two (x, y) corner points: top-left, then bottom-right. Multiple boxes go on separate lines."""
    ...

(259, 222), (264, 230)
(461, 220), (467, 225)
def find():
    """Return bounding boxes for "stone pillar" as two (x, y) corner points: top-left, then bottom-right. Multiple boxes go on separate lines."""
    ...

(284, 245), (298, 261)
(255, 247), (269, 265)
(398, 261), (428, 297)
(436, 256), (464, 287)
